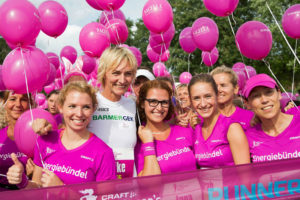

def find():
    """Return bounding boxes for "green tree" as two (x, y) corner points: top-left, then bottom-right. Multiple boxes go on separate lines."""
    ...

(128, 0), (300, 91)
(0, 37), (10, 64)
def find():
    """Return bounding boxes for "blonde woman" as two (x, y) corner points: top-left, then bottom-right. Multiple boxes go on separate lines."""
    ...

(89, 46), (138, 178)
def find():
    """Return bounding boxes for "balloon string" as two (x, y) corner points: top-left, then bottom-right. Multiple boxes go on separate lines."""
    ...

(130, 85), (141, 127)
(188, 53), (191, 73)
(0, 173), (7, 178)
(231, 14), (237, 26)
(20, 48), (34, 122)
(111, 8), (122, 45)
(20, 48), (46, 167)
(263, 59), (298, 109)
(59, 61), (64, 88)
(292, 39), (298, 94)
(209, 53), (212, 67)
(227, 16), (250, 78)
(266, 2), (300, 65)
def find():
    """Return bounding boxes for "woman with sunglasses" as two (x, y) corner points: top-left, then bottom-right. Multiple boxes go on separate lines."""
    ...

(135, 80), (196, 176)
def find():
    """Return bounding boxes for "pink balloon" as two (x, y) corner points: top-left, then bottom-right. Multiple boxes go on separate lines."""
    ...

(38, 101), (48, 109)
(106, 18), (129, 45)
(179, 72), (192, 84)
(56, 63), (65, 78)
(149, 36), (170, 54)
(203, 0), (239, 17)
(44, 83), (55, 94)
(280, 92), (297, 109)
(147, 44), (169, 63)
(46, 52), (60, 70)
(82, 55), (96, 74)
(2, 47), (50, 94)
(153, 62), (167, 77)
(282, 4), (300, 39)
(233, 69), (246, 94)
(192, 17), (219, 51)
(54, 78), (63, 90)
(129, 46), (142, 66)
(60, 46), (77, 64)
(179, 27), (197, 53)
(95, 0), (125, 11)
(245, 65), (257, 78)
(236, 21), (272, 60)
(202, 47), (219, 67)
(35, 93), (46, 105)
(44, 63), (57, 86)
(0, 0), (41, 47)
(99, 9), (126, 25)
(14, 108), (58, 158)
(147, 44), (160, 63)
(0, 65), (6, 91)
(86, 0), (103, 10)
(6, 39), (36, 50)
(38, 1), (68, 38)
(160, 50), (170, 62)
(150, 23), (175, 44)
(142, 0), (173, 33)
(79, 22), (110, 57)
(232, 62), (245, 70)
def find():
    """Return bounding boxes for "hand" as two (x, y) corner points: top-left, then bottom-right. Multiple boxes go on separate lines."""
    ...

(32, 118), (52, 136)
(189, 111), (200, 129)
(26, 158), (35, 177)
(138, 126), (154, 143)
(176, 112), (189, 127)
(284, 101), (295, 112)
(7, 153), (24, 185)
(41, 169), (64, 187)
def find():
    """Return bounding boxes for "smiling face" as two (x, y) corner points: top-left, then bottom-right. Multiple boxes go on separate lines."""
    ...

(5, 93), (29, 122)
(176, 86), (190, 109)
(190, 82), (218, 119)
(247, 86), (281, 120)
(47, 93), (59, 115)
(143, 88), (170, 124)
(213, 73), (238, 105)
(103, 60), (135, 101)
(133, 76), (149, 99)
(59, 90), (94, 133)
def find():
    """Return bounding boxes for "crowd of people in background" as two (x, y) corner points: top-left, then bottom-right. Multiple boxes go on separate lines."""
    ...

(1, 46), (300, 191)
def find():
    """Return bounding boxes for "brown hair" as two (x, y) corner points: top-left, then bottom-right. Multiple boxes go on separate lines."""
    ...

(188, 73), (218, 95)
(138, 80), (174, 123)
(57, 81), (98, 109)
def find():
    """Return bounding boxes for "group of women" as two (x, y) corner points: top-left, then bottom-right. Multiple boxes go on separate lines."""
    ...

(1, 46), (300, 191)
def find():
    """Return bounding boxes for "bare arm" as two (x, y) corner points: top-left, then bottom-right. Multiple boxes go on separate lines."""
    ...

(227, 123), (250, 165)
(137, 126), (161, 177)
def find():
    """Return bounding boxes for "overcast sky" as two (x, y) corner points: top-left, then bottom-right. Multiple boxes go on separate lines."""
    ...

(0, 0), (147, 55)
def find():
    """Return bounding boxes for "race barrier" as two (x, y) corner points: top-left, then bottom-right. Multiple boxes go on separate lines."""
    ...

(1, 158), (300, 200)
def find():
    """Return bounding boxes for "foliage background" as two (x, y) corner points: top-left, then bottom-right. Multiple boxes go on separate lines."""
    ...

(0, 0), (299, 91)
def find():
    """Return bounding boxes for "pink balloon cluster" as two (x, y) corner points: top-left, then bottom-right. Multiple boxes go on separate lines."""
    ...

(143, 0), (174, 65)
(81, 1), (128, 57)
(202, 47), (219, 67)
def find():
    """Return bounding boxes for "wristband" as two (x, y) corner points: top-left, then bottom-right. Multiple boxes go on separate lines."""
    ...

(17, 173), (29, 189)
(142, 142), (156, 157)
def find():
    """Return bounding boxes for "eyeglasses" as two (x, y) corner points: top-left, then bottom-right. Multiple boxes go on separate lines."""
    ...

(145, 98), (170, 108)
